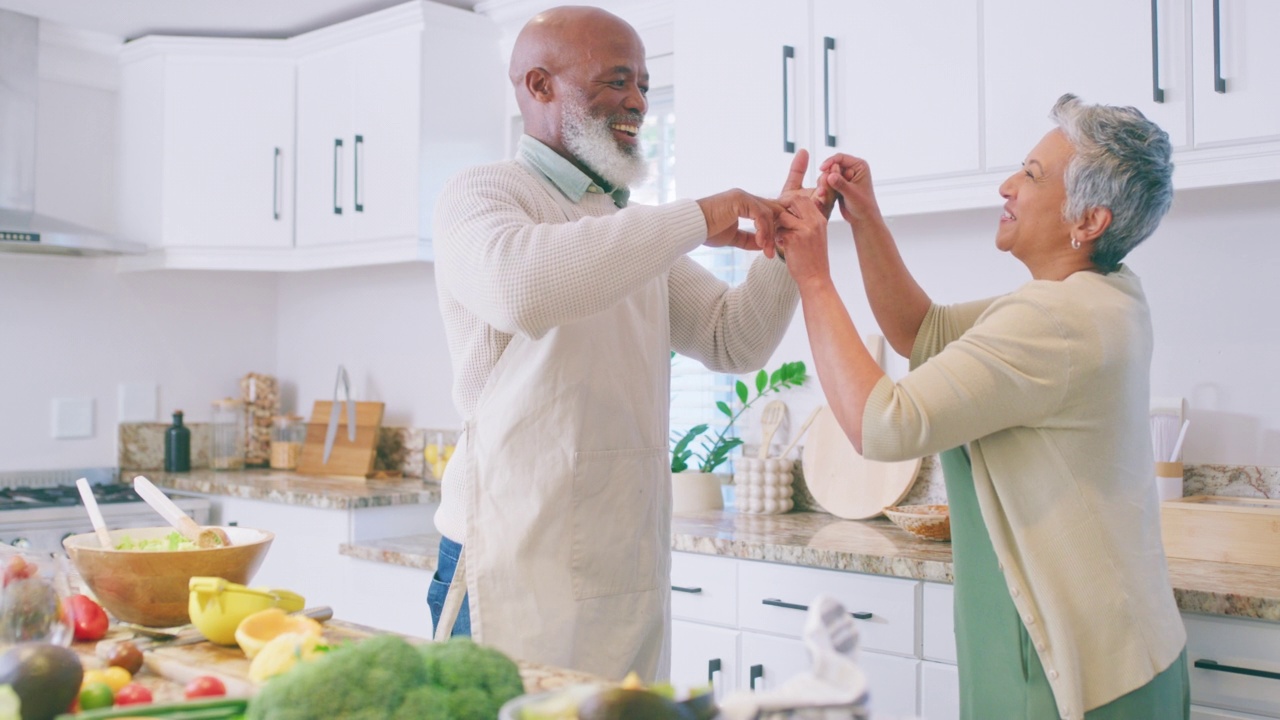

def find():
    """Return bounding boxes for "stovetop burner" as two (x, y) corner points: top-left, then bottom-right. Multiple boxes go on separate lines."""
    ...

(0, 484), (143, 512)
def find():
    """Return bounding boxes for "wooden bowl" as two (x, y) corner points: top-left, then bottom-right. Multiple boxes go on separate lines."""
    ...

(63, 526), (273, 627)
(883, 504), (951, 542)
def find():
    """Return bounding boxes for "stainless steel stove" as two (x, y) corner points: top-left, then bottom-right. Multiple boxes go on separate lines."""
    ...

(0, 468), (210, 553)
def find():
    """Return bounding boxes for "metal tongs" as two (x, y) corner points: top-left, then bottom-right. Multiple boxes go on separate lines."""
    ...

(323, 365), (358, 464)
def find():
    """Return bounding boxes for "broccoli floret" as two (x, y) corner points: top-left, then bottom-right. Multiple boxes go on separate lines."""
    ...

(420, 637), (525, 715)
(446, 686), (495, 720)
(246, 634), (428, 720)
(392, 685), (452, 720)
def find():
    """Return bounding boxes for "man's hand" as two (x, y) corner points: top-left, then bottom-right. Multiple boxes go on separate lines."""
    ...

(697, 190), (785, 257)
(818, 154), (882, 227)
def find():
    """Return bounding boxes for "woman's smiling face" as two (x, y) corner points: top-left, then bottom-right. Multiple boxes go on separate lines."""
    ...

(995, 129), (1076, 264)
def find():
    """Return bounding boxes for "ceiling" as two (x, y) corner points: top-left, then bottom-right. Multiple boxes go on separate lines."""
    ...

(0, 0), (484, 41)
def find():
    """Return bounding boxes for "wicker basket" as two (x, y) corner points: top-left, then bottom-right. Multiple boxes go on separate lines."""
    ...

(883, 504), (951, 541)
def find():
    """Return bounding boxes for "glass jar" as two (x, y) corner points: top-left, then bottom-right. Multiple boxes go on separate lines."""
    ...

(270, 415), (306, 470)
(210, 398), (246, 471)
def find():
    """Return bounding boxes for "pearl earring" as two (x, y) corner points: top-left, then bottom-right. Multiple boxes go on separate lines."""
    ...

(1070, 235), (1081, 250)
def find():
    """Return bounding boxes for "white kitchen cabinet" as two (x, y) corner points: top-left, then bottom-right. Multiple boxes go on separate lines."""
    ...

(922, 582), (956, 664)
(811, 0), (981, 182)
(292, 1), (505, 263)
(674, 0), (810, 200)
(739, 631), (810, 694)
(921, 660), (960, 720)
(1192, 706), (1278, 720)
(1190, 0), (1280, 146)
(117, 40), (295, 258)
(671, 620), (740, 698)
(1184, 612), (1280, 718)
(984, 0), (1191, 169)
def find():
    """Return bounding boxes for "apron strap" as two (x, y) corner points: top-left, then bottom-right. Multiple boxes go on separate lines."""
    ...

(433, 545), (468, 642)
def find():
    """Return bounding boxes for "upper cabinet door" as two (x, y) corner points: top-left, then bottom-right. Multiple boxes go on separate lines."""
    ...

(295, 45), (354, 248)
(813, 0), (981, 183)
(1191, 0), (1280, 145)
(345, 28), (422, 245)
(984, 0), (1190, 170)
(675, 0), (810, 200)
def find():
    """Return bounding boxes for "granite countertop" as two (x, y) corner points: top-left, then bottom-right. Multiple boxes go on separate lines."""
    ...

(340, 510), (1280, 623)
(136, 469), (440, 510)
(72, 618), (601, 705)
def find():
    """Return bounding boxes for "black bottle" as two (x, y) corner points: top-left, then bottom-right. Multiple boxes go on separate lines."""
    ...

(164, 410), (191, 472)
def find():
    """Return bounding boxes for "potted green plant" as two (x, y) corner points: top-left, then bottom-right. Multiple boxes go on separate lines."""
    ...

(670, 361), (806, 511)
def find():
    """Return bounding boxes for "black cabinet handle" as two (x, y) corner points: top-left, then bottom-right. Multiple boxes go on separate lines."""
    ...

(1150, 0), (1165, 103)
(749, 664), (763, 690)
(1195, 658), (1280, 681)
(1212, 0), (1226, 93)
(354, 134), (364, 213)
(823, 36), (837, 146)
(272, 147), (281, 220)
(762, 598), (872, 620)
(332, 138), (344, 215)
(671, 585), (703, 594)
(781, 45), (796, 154)
(707, 657), (721, 684)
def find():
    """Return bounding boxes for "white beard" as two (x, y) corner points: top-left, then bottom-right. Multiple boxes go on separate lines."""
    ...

(561, 93), (648, 190)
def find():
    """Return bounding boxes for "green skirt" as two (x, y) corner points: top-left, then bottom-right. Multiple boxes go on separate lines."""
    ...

(939, 447), (1189, 719)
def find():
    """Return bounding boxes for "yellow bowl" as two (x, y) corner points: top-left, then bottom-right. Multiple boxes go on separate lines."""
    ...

(64, 526), (274, 628)
(883, 504), (951, 542)
(188, 577), (305, 645)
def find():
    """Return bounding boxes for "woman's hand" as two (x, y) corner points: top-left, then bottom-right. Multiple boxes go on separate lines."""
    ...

(777, 190), (833, 290)
(819, 154), (883, 228)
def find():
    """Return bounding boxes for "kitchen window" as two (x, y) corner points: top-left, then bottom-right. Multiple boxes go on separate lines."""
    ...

(631, 90), (745, 466)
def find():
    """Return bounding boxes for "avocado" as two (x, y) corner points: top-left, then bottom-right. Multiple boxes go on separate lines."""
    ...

(0, 642), (83, 720)
(576, 687), (682, 720)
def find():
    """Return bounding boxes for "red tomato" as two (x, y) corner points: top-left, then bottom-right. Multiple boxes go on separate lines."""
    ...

(183, 675), (227, 699)
(114, 683), (153, 706)
(67, 594), (109, 642)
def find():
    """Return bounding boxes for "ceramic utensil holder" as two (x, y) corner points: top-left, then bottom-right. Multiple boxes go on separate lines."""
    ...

(735, 457), (794, 515)
(1155, 461), (1184, 503)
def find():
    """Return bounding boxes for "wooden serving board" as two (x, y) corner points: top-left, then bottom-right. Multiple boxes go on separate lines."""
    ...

(296, 400), (384, 480)
(1160, 495), (1280, 568)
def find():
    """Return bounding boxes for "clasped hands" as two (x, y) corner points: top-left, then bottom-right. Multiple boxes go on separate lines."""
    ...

(696, 151), (879, 283)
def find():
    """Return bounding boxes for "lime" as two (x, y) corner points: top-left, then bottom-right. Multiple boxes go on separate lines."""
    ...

(79, 681), (115, 710)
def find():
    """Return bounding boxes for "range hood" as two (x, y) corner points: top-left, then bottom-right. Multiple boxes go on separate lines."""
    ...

(0, 9), (144, 257)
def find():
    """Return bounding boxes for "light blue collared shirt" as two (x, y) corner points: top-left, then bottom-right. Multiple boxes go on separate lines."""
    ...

(516, 135), (631, 209)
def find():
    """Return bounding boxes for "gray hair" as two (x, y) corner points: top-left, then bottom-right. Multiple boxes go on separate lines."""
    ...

(1050, 93), (1174, 272)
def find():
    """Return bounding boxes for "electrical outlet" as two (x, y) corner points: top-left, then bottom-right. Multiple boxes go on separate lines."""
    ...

(52, 397), (94, 439)
(118, 382), (158, 422)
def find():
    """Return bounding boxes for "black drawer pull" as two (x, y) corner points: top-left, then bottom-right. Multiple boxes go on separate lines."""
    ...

(749, 663), (763, 690)
(671, 585), (703, 594)
(761, 598), (872, 620)
(707, 657), (721, 684)
(1195, 658), (1280, 681)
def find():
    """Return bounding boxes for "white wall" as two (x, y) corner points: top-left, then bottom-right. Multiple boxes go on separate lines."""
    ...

(762, 181), (1280, 467)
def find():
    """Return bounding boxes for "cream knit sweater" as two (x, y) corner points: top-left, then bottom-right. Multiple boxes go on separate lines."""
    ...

(432, 150), (798, 542)
(862, 266), (1184, 719)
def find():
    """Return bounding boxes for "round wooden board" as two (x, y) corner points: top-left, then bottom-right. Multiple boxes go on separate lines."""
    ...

(801, 405), (922, 520)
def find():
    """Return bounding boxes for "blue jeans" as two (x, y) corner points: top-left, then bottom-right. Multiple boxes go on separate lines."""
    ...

(427, 535), (471, 637)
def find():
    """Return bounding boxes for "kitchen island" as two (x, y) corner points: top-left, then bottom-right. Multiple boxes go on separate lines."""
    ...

(73, 617), (600, 705)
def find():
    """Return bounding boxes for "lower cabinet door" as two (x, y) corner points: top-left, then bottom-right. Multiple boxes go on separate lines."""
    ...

(671, 620), (739, 699)
(1184, 613), (1280, 718)
(739, 632), (810, 694)
(921, 661), (960, 720)
(861, 650), (920, 719)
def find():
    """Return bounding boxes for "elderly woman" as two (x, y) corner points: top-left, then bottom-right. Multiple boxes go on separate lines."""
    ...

(777, 94), (1188, 719)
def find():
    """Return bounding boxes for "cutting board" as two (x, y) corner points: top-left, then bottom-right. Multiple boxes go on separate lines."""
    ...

(296, 400), (384, 480)
(801, 405), (922, 519)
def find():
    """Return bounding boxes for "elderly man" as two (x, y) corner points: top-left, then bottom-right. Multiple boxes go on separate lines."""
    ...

(429, 5), (804, 681)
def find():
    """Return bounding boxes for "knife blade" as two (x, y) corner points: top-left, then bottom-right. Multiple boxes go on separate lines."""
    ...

(96, 606), (334, 659)
(323, 366), (354, 464)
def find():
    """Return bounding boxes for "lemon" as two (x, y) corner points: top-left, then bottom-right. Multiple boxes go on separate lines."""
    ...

(235, 607), (323, 660)
(247, 631), (321, 683)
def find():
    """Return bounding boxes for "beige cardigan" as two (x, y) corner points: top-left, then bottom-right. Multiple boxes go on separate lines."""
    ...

(862, 266), (1184, 719)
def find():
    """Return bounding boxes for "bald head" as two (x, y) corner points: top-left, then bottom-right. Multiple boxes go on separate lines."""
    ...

(507, 6), (649, 184)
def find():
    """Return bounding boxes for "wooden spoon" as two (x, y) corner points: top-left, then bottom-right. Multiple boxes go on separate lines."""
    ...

(757, 400), (788, 460)
(75, 477), (113, 548)
(132, 475), (231, 548)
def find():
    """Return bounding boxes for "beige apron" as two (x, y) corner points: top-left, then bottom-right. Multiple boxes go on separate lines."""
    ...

(441, 170), (673, 682)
